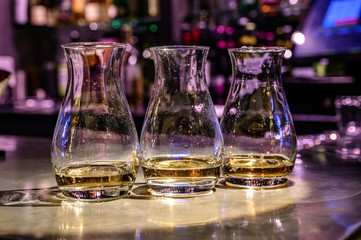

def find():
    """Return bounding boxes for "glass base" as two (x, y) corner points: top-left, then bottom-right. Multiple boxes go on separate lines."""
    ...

(147, 179), (216, 198)
(225, 176), (289, 189)
(60, 186), (131, 201)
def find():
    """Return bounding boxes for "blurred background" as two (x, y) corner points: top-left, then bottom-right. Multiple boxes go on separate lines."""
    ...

(0, 0), (360, 137)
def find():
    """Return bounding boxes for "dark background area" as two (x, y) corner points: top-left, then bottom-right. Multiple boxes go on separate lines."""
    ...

(0, 0), (360, 137)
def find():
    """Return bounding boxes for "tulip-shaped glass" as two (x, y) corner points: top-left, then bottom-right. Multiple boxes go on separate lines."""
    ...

(51, 42), (140, 201)
(140, 46), (223, 197)
(221, 47), (297, 188)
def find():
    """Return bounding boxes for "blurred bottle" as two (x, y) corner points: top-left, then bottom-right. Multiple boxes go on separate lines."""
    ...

(148, 0), (160, 17)
(55, 45), (67, 99)
(110, 0), (129, 18)
(56, 0), (73, 25)
(14, 0), (30, 25)
(124, 47), (144, 116)
(85, 0), (109, 22)
(30, 0), (49, 26)
(72, 0), (86, 22)
(24, 0), (160, 27)
(43, 61), (57, 99)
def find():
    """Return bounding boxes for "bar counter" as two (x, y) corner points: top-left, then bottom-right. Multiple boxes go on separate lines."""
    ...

(0, 135), (360, 239)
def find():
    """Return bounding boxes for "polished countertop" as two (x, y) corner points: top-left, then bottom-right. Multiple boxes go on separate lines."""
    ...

(0, 135), (360, 239)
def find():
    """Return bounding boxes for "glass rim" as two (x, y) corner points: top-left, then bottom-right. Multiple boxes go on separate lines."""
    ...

(228, 46), (287, 53)
(62, 42), (127, 49)
(149, 45), (210, 51)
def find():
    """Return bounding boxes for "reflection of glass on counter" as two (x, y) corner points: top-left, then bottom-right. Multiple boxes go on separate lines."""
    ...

(143, 179), (309, 228)
(56, 202), (90, 239)
(224, 203), (298, 239)
(145, 195), (220, 227)
(55, 200), (141, 239)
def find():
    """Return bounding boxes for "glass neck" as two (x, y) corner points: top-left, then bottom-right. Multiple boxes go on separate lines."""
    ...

(151, 47), (208, 91)
(230, 51), (284, 79)
(63, 47), (124, 99)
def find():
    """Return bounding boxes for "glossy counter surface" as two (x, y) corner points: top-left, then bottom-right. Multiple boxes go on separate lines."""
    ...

(0, 135), (360, 239)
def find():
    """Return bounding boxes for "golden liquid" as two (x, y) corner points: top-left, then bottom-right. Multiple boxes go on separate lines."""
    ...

(142, 156), (220, 180)
(0, 77), (9, 97)
(141, 156), (220, 195)
(222, 154), (294, 178)
(54, 163), (138, 190)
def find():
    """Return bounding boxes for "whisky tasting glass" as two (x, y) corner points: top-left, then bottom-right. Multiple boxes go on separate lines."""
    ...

(140, 46), (223, 197)
(221, 47), (297, 188)
(51, 42), (140, 201)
